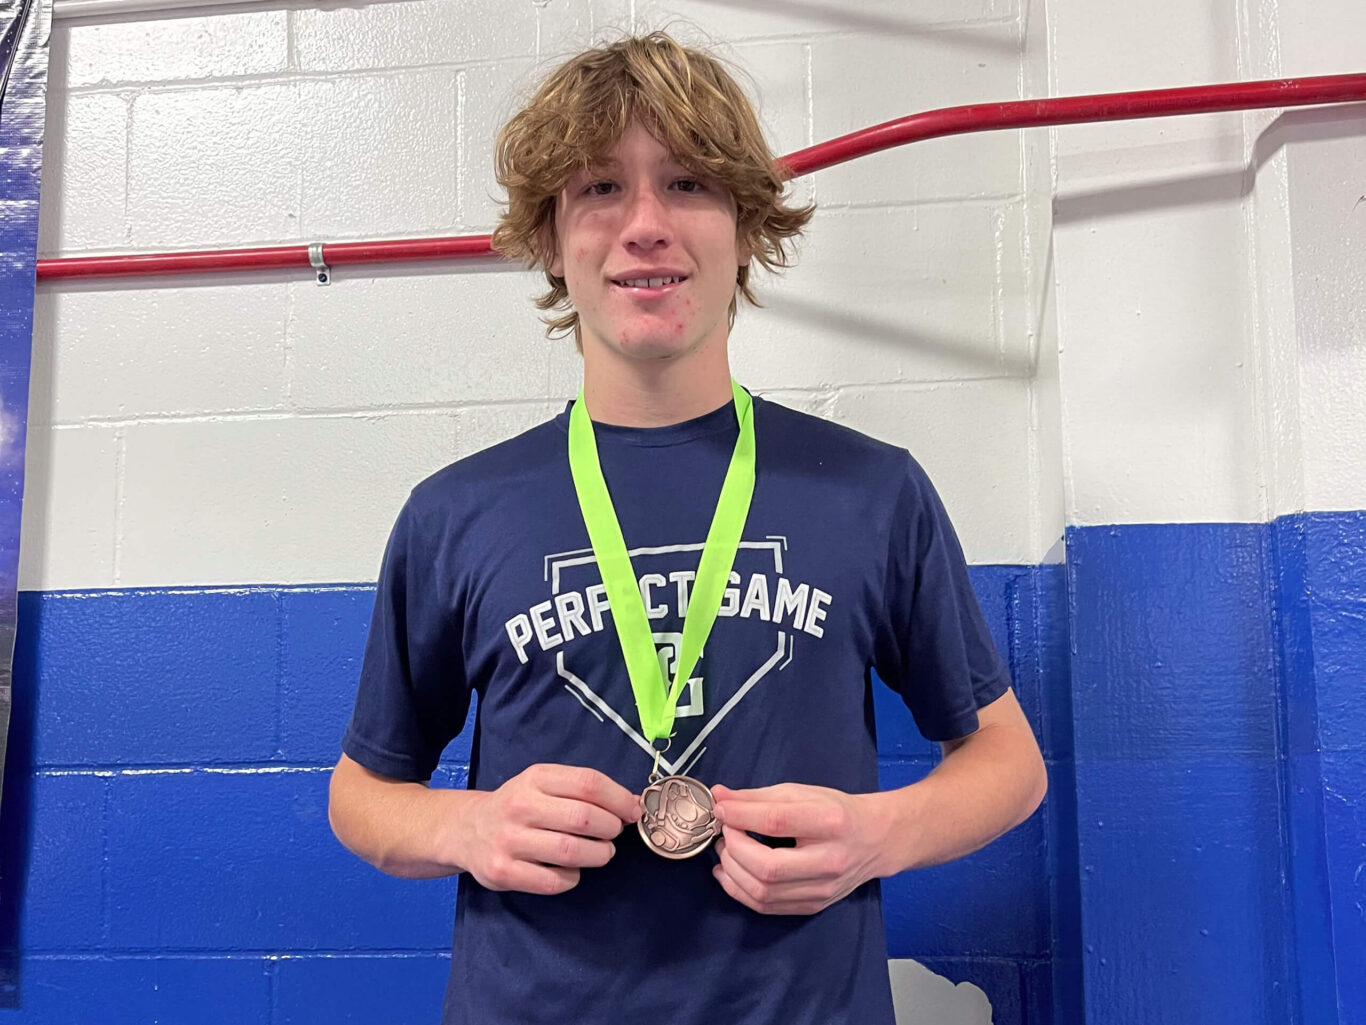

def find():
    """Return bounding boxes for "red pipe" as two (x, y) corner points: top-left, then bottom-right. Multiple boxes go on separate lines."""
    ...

(35, 72), (1366, 282)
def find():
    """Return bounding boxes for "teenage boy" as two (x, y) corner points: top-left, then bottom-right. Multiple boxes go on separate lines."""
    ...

(330, 31), (1047, 1025)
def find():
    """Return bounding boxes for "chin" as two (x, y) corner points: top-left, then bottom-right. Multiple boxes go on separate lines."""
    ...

(611, 335), (698, 361)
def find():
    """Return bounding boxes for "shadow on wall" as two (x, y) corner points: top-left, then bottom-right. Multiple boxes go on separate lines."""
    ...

(1054, 101), (1366, 231)
(0, 596), (39, 1009)
(764, 292), (1003, 373)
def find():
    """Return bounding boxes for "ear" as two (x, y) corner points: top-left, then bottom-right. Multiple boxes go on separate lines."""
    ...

(736, 238), (752, 268)
(540, 222), (564, 278)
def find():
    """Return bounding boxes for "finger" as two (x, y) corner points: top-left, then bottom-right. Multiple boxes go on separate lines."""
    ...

(717, 823), (833, 886)
(524, 795), (628, 840)
(711, 782), (808, 803)
(532, 764), (641, 823)
(712, 863), (828, 916)
(514, 828), (617, 870)
(712, 795), (844, 841)
(481, 859), (580, 896)
(715, 848), (837, 908)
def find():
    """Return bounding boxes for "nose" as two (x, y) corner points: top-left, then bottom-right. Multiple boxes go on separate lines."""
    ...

(620, 183), (672, 251)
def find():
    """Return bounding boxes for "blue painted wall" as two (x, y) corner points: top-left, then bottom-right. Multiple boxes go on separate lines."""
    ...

(2, 514), (1362, 1024)
(1066, 515), (1364, 1025)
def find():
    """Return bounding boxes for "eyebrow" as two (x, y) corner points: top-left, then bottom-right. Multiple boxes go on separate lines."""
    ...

(579, 154), (695, 175)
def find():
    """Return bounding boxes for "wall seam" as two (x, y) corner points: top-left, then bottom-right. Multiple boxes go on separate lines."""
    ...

(99, 773), (111, 946)
(111, 425), (125, 586)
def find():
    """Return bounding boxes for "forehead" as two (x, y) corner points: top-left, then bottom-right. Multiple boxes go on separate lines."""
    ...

(580, 121), (691, 170)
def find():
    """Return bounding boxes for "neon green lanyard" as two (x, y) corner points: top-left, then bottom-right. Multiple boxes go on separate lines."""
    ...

(568, 379), (756, 744)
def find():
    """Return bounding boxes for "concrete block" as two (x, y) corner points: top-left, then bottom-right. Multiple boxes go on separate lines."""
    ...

(1052, 200), (1260, 525)
(19, 772), (106, 951)
(35, 90), (127, 254)
(1312, 599), (1366, 754)
(284, 585), (479, 767)
(732, 40), (814, 210)
(280, 586), (376, 765)
(28, 589), (278, 766)
(1075, 756), (1288, 1025)
(61, 8), (287, 88)
(1320, 748), (1366, 1020)
(287, 270), (558, 410)
(1279, 0), (1366, 74)
(17, 424), (117, 592)
(297, 70), (459, 239)
(1303, 511), (1366, 605)
(105, 769), (459, 950)
(1286, 127), (1366, 512)
(458, 58), (538, 232)
(293, 0), (538, 73)
(1049, 0), (1240, 99)
(8, 956), (269, 1024)
(535, 0), (613, 63)
(809, 29), (1022, 207)
(827, 378), (1035, 566)
(31, 282), (289, 422)
(1068, 523), (1279, 759)
(273, 954), (451, 1025)
(732, 204), (1008, 391)
(129, 83), (302, 248)
(118, 413), (459, 587)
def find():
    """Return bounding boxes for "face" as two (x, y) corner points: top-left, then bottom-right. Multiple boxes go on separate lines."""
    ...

(550, 120), (749, 363)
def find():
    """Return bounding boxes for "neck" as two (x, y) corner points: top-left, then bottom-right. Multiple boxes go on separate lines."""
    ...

(578, 333), (735, 428)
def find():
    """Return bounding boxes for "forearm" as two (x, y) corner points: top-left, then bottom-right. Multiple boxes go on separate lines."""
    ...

(328, 755), (486, 880)
(871, 723), (1048, 876)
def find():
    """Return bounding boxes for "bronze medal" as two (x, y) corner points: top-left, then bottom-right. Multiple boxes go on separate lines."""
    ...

(638, 774), (718, 859)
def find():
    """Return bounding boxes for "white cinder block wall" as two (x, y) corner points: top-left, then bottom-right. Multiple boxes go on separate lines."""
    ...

(25, 0), (1053, 593)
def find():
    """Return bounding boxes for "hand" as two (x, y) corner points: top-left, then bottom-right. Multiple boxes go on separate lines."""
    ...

(459, 764), (640, 896)
(709, 783), (889, 916)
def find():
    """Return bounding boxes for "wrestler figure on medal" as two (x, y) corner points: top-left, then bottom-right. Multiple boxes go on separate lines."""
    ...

(638, 774), (719, 859)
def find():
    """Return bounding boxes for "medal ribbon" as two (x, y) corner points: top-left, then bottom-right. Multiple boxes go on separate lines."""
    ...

(568, 379), (755, 745)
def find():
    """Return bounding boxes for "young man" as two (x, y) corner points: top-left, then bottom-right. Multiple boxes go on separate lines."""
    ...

(329, 32), (1047, 1025)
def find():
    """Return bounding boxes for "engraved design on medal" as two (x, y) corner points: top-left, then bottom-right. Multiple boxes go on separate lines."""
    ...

(638, 775), (718, 859)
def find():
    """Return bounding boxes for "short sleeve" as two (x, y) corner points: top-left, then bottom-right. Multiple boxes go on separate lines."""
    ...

(872, 453), (1011, 742)
(341, 496), (472, 782)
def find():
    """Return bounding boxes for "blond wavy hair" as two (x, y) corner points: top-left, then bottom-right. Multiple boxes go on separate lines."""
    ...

(491, 32), (815, 351)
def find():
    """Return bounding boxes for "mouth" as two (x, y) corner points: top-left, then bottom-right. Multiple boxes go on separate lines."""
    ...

(610, 275), (688, 295)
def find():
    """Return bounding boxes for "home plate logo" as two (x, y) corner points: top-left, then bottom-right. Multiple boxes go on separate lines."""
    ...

(547, 538), (801, 779)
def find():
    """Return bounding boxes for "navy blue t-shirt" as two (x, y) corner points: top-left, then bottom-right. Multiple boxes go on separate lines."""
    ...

(342, 390), (1010, 1025)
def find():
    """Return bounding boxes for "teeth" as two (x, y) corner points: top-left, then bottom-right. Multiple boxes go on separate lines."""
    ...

(619, 276), (682, 288)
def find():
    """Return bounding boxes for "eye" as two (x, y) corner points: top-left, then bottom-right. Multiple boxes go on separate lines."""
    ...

(672, 178), (704, 193)
(583, 180), (617, 196)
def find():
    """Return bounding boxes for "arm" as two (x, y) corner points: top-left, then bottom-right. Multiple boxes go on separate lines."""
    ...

(328, 752), (480, 880)
(869, 686), (1048, 876)
(328, 753), (642, 893)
